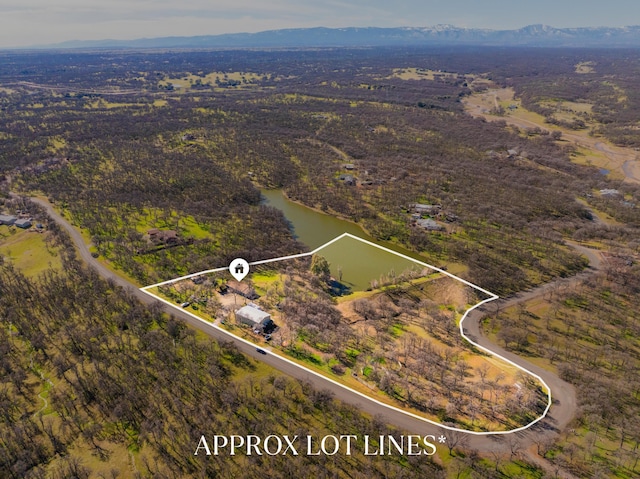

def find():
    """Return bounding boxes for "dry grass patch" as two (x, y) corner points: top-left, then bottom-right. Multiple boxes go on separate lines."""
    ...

(575, 61), (595, 74)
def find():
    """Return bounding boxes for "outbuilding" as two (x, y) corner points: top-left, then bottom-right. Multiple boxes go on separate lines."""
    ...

(0, 214), (17, 226)
(411, 204), (441, 216)
(15, 219), (32, 229)
(600, 189), (620, 197)
(416, 218), (443, 231)
(227, 280), (259, 300)
(338, 174), (357, 186)
(235, 305), (274, 333)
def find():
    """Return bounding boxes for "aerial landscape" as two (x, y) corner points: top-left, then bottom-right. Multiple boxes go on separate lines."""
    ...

(1, 1), (640, 478)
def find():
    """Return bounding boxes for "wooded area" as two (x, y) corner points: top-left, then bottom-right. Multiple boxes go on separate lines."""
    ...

(486, 264), (640, 477)
(1, 45), (639, 478)
(4, 47), (631, 294)
(0, 206), (445, 478)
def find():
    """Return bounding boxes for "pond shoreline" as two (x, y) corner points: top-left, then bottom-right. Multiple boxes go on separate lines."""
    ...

(260, 188), (429, 291)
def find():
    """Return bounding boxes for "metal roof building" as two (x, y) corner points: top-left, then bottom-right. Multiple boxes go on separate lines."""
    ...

(235, 305), (274, 334)
(15, 219), (32, 229)
(236, 305), (271, 326)
(0, 215), (17, 225)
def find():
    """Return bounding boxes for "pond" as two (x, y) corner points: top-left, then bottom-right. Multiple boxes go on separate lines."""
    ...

(261, 189), (428, 291)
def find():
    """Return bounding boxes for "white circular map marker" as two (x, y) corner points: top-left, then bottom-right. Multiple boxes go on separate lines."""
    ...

(229, 258), (250, 282)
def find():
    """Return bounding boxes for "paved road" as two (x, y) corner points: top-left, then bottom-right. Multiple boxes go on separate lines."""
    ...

(30, 196), (599, 457)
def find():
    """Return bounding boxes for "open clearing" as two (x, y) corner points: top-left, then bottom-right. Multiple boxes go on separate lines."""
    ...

(463, 86), (640, 183)
(386, 67), (465, 81)
(158, 71), (278, 91)
(575, 61), (596, 74)
(0, 228), (62, 277)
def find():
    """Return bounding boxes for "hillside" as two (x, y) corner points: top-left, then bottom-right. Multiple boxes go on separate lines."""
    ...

(30, 24), (640, 50)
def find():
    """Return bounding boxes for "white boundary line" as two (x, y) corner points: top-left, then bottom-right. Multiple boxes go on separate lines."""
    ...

(140, 232), (552, 435)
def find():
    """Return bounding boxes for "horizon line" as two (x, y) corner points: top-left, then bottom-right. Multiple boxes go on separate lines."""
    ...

(6, 23), (640, 51)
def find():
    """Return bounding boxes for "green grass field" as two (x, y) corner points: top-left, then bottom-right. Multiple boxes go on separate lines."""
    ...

(0, 228), (62, 277)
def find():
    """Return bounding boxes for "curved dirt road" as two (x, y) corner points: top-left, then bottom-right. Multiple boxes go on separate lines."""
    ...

(464, 242), (601, 438)
(464, 90), (640, 184)
(30, 196), (597, 456)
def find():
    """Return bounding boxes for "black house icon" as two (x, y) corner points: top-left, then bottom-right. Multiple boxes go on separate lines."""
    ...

(235, 265), (244, 274)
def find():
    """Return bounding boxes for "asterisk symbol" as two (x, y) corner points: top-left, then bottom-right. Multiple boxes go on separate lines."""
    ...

(438, 435), (447, 443)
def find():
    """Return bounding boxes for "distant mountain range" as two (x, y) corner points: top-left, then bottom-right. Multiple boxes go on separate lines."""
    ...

(35, 25), (640, 50)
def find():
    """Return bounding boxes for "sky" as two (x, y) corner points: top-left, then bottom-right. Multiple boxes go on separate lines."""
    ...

(1, 0), (639, 48)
